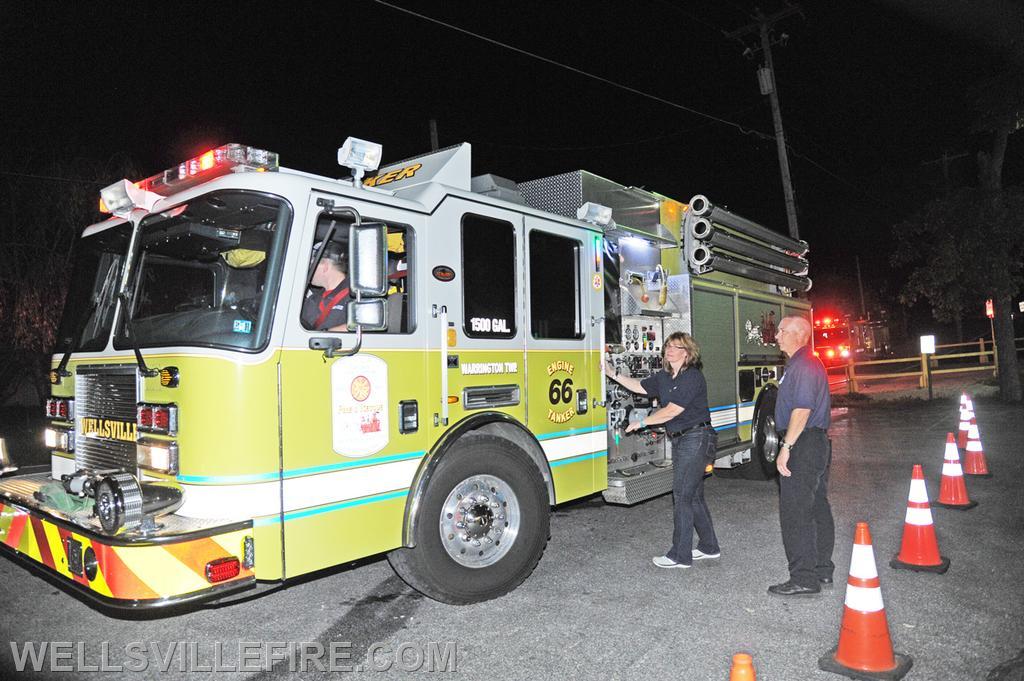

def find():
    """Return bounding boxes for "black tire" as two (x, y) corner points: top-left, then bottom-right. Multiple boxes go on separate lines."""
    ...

(739, 388), (780, 480)
(387, 434), (549, 604)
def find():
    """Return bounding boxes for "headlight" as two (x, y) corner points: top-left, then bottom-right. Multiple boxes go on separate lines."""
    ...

(137, 439), (179, 475)
(44, 427), (74, 453)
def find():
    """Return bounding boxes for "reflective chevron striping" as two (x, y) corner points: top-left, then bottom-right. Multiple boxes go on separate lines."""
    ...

(92, 542), (158, 600)
(115, 544), (216, 598)
(0, 502), (252, 603)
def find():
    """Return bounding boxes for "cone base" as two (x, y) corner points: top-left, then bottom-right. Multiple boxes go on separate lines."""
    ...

(890, 555), (950, 574)
(818, 647), (913, 680)
(933, 499), (978, 510)
(963, 471), (992, 478)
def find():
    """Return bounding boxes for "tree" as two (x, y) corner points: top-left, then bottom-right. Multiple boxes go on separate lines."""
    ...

(0, 152), (140, 404)
(892, 187), (1024, 401)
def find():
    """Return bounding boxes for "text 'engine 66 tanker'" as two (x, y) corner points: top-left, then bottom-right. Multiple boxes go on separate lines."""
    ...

(0, 139), (811, 608)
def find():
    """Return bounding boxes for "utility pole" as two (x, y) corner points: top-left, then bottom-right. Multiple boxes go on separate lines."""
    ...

(855, 254), (866, 318)
(726, 3), (802, 240)
(429, 118), (439, 151)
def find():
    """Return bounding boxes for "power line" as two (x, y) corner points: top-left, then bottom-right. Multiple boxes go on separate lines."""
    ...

(470, 105), (762, 152)
(0, 170), (104, 185)
(371, 0), (771, 141)
(373, 1), (894, 215)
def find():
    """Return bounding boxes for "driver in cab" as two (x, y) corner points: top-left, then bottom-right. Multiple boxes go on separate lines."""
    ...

(302, 242), (350, 332)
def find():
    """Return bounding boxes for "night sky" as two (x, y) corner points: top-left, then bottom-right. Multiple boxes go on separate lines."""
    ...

(3, 1), (1021, 335)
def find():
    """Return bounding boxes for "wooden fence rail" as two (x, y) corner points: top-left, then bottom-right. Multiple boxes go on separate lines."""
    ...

(838, 336), (1023, 394)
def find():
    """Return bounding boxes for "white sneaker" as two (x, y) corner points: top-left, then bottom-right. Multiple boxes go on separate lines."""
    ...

(692, 549), (721, 560)
(652, 555), (691, 569)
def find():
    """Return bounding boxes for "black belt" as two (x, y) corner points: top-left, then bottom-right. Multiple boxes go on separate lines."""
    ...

(778, 427), (827, 437)
(667, 421), (712, 438)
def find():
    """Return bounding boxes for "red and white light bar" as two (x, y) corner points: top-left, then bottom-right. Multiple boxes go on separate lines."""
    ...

(100, 143), (278, 213)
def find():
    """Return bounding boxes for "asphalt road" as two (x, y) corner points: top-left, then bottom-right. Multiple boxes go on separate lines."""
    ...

(1, 397), (1022, 680)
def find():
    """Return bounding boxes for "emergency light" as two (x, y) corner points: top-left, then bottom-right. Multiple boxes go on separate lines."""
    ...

(99, 144), (279, 213)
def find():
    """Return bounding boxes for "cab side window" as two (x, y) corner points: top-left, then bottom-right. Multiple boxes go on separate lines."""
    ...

(462, 214), (516, 338)
(302, 214), (413, 333)
(529, 230), (582, 339)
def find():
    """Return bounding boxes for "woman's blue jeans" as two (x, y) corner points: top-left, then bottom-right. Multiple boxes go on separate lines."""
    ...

(665, 426), (720, 565)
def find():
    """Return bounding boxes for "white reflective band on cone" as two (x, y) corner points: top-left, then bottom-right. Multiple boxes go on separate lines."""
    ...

(908, 478), (929, 502)
(942, 462), (964, 476)
(849, 544), (879, 579)
(944, 443), (960, 461)
(845, 584), (885, 612)
(905, 506), (934, 526)
(968, 424), (980, 439)
(966, 399), (973, 411)
(967, 441), (982, 452)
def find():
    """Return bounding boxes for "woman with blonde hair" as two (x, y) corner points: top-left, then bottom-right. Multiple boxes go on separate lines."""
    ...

(605, 331), (720, 568)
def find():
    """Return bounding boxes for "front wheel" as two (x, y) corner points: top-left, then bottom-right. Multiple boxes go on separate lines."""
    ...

(388, 434), (549, 604)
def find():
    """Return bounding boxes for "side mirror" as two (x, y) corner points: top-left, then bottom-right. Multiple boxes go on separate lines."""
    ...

(348, 299), (388, 331)
(348, 222), (388, 297)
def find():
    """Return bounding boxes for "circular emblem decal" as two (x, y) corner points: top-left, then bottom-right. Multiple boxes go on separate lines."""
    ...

(432, 265), (456, 282)
(592, 273), (603, 291)
(350, 375), (371, 402)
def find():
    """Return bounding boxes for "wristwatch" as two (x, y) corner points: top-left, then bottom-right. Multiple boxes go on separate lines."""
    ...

(781, 441), (794, 450)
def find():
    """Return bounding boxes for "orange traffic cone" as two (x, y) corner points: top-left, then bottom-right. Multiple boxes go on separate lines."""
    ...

(819, 522), (913, 680)
(729, 653), (756, 680)
(934, 433), (977, 510)
(956, 409), (973, 449)
(962, 419), (991, 477)
(890, 465), (949, 573)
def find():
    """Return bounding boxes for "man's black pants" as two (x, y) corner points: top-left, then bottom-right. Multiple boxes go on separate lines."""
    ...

(778, 428), (835, 588)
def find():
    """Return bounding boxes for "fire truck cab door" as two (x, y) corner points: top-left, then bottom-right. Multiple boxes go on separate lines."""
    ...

(423, 199), (526, 437)
(522, 215), (604, 501)
(276, 192), (429, 578)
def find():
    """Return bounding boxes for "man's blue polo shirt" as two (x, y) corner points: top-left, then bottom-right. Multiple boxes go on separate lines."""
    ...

(775, 345), (831, 431)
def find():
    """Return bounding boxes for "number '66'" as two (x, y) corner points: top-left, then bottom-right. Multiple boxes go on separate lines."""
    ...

(548, 379), (574, 404)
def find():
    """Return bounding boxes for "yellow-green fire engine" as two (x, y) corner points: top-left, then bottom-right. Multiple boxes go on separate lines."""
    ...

(0, 139), (810, 608)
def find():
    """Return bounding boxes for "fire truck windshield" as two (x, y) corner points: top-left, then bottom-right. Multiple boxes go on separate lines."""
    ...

(814, 326), (850, 345)
(113, 190), (291, 352)
(55, 222), (132, 353)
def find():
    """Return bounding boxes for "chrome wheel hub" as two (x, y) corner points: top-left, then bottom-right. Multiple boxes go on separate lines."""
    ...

(439, 474), (520, 568)
(762, 415), (780, 463)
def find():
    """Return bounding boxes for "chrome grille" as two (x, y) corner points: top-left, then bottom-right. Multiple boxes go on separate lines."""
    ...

(75, 365), (138, 473)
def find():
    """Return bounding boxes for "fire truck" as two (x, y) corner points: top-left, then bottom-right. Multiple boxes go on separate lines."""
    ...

(0, 139), (811, 608)
(812, 314), (853, 365)
(812, 312), (891, 364)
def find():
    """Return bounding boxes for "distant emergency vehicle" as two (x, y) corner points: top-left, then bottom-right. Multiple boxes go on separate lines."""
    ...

(0, 139), (811, 608)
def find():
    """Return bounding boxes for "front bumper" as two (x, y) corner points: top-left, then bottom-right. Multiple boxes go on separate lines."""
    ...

(0, 473), (255, 609)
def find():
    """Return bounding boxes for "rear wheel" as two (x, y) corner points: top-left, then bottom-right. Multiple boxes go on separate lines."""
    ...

(739, 389), (779, 480)
(388, 434), (549, 604)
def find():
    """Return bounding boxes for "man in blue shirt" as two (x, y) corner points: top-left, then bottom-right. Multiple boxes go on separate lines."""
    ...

(768, 315), (835, 596)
